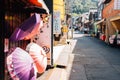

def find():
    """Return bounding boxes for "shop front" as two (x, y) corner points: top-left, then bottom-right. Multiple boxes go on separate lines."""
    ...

(3, 0), (53, 80)
(109, 15), (120, 45)
(95, 19), (106, 41)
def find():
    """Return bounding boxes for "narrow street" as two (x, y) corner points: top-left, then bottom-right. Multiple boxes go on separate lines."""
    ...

(67, 31), (120, 80)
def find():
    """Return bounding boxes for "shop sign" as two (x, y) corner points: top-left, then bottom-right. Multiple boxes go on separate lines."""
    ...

(53, 11), (61, 34)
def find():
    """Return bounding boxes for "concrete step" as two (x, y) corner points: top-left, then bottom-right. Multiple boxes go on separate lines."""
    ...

(45, 68), (67, 80)
(55, 53), (69, 68)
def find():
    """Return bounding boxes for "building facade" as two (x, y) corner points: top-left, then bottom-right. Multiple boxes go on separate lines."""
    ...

(95, 0), (120, 44)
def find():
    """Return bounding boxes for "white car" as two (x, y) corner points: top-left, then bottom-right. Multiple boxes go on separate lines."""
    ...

(84, 27), (89, 34)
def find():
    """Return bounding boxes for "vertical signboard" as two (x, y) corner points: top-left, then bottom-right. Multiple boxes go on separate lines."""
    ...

(53, 11), (61, 34)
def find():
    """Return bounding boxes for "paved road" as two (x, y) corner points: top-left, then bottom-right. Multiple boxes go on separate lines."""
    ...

(67, 31), (120, 80)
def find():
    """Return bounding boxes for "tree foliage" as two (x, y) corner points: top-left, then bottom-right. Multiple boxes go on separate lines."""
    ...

(71, 0), (97, 14)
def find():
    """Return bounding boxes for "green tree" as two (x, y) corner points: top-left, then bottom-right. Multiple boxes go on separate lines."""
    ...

(71, 0), (97, 14)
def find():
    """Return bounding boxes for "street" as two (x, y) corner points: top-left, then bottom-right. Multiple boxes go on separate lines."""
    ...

(67, 31), (120, 80)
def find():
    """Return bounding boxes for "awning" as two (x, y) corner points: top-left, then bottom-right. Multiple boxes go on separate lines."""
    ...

(29, 0), (49, 14)
(84, 20), (90, 24)
(95, 19), (105, 25)
(25, 6), (48, 14)
(110, 15), (120, 22)
(110, 15), (120, 30)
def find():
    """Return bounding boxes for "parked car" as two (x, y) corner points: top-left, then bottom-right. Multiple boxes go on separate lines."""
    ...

(73, 26), (79, 31)
(83, 27), (89, 34)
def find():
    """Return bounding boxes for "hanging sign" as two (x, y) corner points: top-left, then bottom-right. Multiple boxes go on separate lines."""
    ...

(53, 11), (61, 34)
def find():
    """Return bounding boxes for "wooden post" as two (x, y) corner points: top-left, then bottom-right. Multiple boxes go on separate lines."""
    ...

(0, 0), (5, 80)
